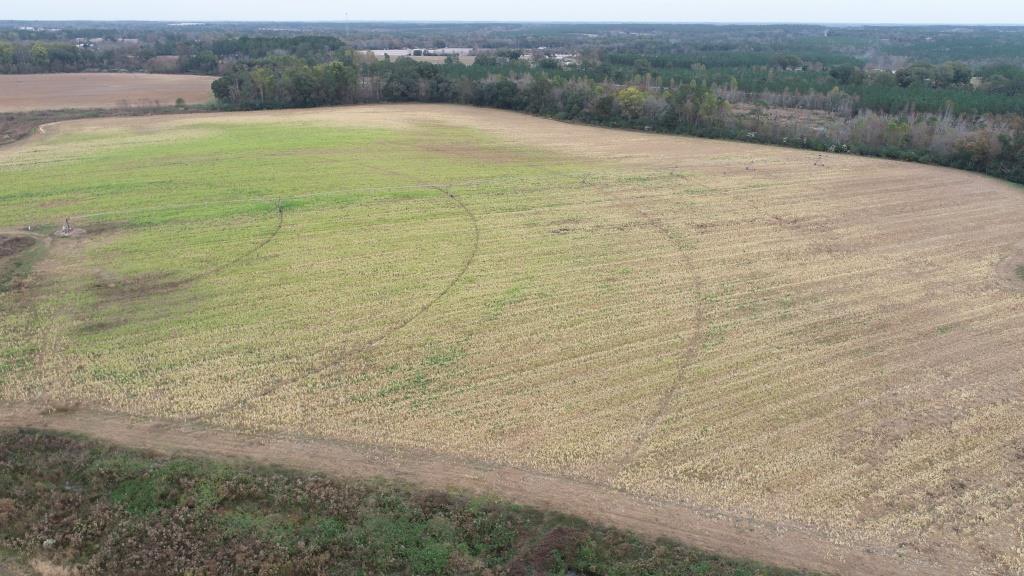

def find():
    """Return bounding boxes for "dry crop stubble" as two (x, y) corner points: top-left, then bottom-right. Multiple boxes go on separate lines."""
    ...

(1, 104), (1023, 574)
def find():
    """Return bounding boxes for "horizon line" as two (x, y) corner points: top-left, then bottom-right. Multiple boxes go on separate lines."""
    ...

(4, 19), (1024, 27)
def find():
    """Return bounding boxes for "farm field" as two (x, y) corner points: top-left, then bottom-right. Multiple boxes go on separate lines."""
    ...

(1, 104), (1023, 575)
(0, 73), (215, 112)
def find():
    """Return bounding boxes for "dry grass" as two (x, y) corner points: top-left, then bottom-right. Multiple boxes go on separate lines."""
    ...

(0, 73), (215, 112)
(29, 559), (79, 576)
(1, 104), (1022, 574)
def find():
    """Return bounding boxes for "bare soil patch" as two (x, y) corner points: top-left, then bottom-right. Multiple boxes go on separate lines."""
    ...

(0, 234), (43, 291)
(0, 235), (36, 259)
(0, 73), (216, 113)
(995, 248), (1024, 290)
(91, 272), (184, 302)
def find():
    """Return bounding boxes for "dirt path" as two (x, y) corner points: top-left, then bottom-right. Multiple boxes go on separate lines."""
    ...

(0, 403), (971, 576)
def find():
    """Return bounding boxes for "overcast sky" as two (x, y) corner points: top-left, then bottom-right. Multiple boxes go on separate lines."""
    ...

(6, 0), (1024, 24)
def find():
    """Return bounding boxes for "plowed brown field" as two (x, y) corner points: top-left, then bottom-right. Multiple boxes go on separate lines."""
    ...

(0, 73), (215, 112)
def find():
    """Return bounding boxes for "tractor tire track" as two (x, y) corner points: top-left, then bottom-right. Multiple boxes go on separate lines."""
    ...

(362, 186), (480, 349)
(203, 184), (479, 420)
(142, 201), (285, 293)
(18, 202), (285, 392)
(186, 201), (285, 285)
(605, 195), (706, 480)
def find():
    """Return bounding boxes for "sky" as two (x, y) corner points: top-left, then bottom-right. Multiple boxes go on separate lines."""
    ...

(6, 0), (1024, 25)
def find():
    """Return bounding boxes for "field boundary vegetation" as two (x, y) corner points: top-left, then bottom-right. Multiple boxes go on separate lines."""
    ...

(0, 104), (214, 147)
(209, 58), (1024, 185)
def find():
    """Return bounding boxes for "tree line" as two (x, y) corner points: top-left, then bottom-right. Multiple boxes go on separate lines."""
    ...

(2, 22), (1021, 185)
(211, 56), (1024, 185)
(0, 35), (353, 75)
(0, 42), (97, 73)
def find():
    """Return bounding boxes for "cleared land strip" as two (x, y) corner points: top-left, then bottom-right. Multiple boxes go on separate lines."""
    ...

(0, 403), (971, 576)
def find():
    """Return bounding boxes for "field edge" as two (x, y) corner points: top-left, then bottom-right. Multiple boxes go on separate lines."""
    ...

(0, 402), (964, 576)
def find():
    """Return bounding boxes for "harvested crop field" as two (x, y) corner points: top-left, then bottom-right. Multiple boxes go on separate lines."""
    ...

(1, 104), (1022, 575)
(0, 73), (215, 112)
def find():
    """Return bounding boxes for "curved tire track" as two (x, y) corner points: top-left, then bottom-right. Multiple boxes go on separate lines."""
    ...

(204, 184), (479, 419)
(187, 202), (285, 285)
(143, 201), (285, 293)
(362, 186), (480, 349)
(603, 195), (706, 479)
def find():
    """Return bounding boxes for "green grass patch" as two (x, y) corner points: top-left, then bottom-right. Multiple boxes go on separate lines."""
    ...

(0, 116), (590, 403)
(424, 343), (465, 367)
(219, 506), (318, 549)
(109, 458), (228, 515)
(379, 371), (430, 398)
(487, 285), (526, 317)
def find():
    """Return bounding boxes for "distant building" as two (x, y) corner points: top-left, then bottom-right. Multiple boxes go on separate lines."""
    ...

(367, 48), (473, 58)
(363, 48), (475, 65)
